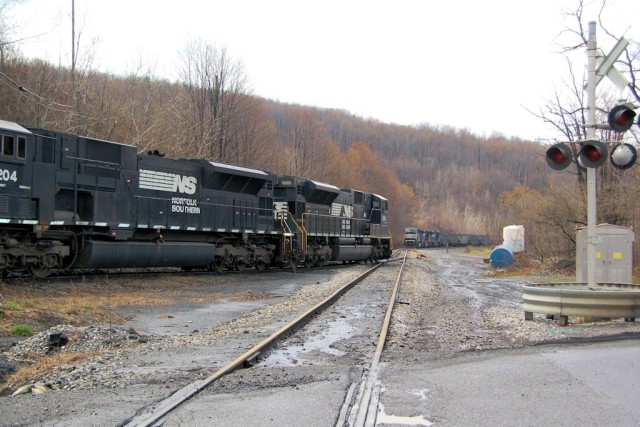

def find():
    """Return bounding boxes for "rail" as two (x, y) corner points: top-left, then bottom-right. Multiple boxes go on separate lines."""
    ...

(123, 262), (385, 427)
(350, 250), (406, 427)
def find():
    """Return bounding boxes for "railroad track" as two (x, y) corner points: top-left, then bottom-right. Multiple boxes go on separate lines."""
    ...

(121, 251), (408, 427)
(338, 250), (406, 427)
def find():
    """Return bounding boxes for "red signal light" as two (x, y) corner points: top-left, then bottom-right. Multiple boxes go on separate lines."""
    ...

(578, 140), (607, 168)
(545, 143), (572, 170)
(582, 145), (602, 162)
(549, 150), (566, 164)
(608, 104), (637, 133)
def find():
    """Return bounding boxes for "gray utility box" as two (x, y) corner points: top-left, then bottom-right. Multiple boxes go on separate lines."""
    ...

(576, 224), (634, 284)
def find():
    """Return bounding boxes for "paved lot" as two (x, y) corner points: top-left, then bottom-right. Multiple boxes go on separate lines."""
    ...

(379, 338), (640, 426)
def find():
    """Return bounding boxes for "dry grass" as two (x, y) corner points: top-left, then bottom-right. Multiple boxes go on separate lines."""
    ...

(2, 350), (100, 393)
(486, 253), (575, 280)
(0, 279), (179, 336)
(0, 274), (271, 337)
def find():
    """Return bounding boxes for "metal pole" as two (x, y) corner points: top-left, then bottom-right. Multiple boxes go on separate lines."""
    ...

(586, 22), (597, 287)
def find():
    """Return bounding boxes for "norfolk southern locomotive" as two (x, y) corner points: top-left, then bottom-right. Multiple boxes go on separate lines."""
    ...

(0, 119), (391, 278)
(403, 227), (488, 248)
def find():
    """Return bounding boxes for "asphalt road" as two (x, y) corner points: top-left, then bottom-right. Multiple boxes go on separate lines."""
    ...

(378, 338), (640, 426)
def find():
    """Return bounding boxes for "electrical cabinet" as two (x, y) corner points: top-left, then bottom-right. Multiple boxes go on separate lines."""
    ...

(576, 224), (634, 284)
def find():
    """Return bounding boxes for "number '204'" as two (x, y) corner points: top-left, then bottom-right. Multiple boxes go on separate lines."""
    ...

(0, 169), (17, 182)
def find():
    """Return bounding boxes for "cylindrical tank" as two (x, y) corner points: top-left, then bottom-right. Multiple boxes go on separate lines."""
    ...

(503, 225), (525, 253)
(74, 241), (216, 268)
(331, 245), (373, 261)
(490, 244), (514, 268)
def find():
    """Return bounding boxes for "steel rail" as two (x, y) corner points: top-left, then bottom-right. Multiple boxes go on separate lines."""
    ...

(351, 250), (407, 427)
(122, 261), (385, 427)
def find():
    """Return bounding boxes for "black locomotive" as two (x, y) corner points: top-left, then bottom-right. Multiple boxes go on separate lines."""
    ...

(0, 119), (392, 277)
(403, 227), (488, 248)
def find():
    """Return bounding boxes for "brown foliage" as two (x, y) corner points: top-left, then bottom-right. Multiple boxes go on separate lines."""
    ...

(0, 53), (587, 249)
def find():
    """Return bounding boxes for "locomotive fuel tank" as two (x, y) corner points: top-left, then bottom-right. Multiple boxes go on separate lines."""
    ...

(73, 241), (216, 269)
(330, 244), (373, 261)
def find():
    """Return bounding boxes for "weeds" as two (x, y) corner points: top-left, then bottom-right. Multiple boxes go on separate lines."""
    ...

(10, 324), (32, 336)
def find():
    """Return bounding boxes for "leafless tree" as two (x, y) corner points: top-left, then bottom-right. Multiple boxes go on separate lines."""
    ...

(524, 0), (640, 264)
(177, 39), (250, 161)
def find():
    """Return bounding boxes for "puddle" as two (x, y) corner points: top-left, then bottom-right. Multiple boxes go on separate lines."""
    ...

(377, 403), (433, 426)
(261, 306), (364, 366)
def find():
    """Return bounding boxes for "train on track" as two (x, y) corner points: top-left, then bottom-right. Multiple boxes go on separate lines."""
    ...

(0, 119), (392, 278)
(403, 227), (488, 248)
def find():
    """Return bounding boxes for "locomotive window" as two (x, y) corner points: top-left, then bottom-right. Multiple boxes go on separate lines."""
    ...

(2, 135), (15, 156)
(354, 191), (363, 205)
(41, 137), (55, 163)
(17, 137), (26, 159)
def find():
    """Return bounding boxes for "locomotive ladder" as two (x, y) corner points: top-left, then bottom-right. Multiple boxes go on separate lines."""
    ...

(278, 210), (308, 263)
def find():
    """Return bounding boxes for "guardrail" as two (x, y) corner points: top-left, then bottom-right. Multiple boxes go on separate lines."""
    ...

(522, 282), (640, 326)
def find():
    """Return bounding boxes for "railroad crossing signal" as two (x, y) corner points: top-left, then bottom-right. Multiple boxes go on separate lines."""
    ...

(545, 140), (637, 170)
(610, 143), (638, 169)
(607, 103), (638, 133)
(545, 143), (572, 170)
(578, 140), (607, 168)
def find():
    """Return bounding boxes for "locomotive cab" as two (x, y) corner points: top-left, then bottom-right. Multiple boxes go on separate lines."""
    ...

(0, 120), (33, 221)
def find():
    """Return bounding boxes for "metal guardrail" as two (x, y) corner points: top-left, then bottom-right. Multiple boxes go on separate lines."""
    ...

(522, 282), (640, 326)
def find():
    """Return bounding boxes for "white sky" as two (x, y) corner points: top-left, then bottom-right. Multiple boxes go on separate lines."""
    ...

(6, 0), (640, 141)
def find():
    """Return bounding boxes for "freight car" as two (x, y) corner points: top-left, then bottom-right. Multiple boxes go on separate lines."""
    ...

(403, 227), (487, 248)
(0, 119), (392, 277)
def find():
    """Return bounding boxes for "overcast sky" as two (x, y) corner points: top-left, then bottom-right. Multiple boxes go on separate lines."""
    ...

(6, 0), (640, 141)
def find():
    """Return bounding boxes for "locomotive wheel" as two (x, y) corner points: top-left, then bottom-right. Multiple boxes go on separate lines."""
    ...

(255, 262), (266, 271)
(235, 261), (246, 271)
(212, 259), (225, 272)
(28, 265), (53, 279)
(304, 259), (313, 269)
(28, 254), (59, 278)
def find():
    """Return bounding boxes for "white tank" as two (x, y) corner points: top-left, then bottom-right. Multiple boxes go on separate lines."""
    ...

(503, 225), (525, 253)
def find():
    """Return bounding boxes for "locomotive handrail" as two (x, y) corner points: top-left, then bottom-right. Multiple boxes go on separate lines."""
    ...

(282, 211), (306, 252)
(300, 212), (370, 237)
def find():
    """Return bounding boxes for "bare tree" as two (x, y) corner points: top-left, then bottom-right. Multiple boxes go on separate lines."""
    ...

(524, 0), (640, 263)
(177, 39), (250, 161)
(0, 0), (26, 65)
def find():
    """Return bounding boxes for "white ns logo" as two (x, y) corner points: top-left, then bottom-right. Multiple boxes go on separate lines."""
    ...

(173, 175), (197, 194)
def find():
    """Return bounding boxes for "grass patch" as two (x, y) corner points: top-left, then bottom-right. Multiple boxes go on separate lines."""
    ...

(3, 301), (18, 310)
(21, 299), (42, 308)
(10, 324), (32, 336)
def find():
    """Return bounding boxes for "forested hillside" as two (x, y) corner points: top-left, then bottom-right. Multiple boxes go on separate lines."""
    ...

(5, 4), (640, 273)
(0, 56), (550, 244)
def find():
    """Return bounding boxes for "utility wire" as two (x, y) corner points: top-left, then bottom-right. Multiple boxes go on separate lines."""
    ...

(0, 70), (74, 112)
